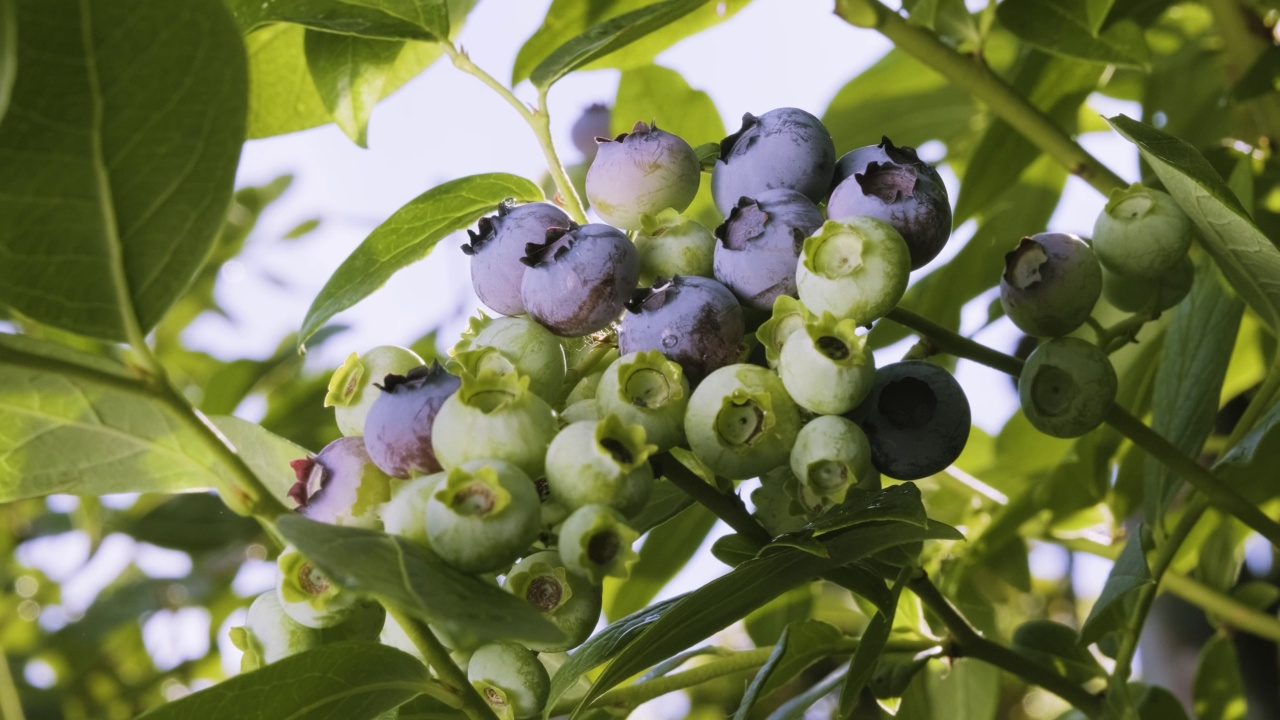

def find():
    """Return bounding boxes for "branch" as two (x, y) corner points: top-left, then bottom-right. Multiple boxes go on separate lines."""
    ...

(385, 606), (497, 720)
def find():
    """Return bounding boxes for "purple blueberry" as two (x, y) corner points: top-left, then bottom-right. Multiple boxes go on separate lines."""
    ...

(711, 107), (835, 215)
(999, 233), (1102, 338)
(618, 275), (744, 384)
(463, 202), (573, 316)
(586, 121), (700, 231)
(362, 363), (461, 478)
(288, 437), (392, 528)
(827, 137), (952, 270)
(571, 103), (611, 159)
(521, 223), (639, 337)
(847, 361), (971, 481)
(713, 188), (824, 311)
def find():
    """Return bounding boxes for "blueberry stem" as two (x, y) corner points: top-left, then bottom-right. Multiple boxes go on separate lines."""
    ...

(834, 0), (1128, 196)
(884, 307), (1024, 376)
(384, 606), (499, 720)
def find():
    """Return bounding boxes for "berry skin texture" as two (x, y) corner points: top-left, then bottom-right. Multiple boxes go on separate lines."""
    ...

(847, 361), (971, 481)
(586, 121), (700, 230)
(827, 137), (953, 270)
(594, 350), (691, 452)
(362, 363), (460, 479)
(451, 313), (567, 404)
(463, 202), (573, 317)
(999, 233), (1103, 338)
(275, 545), (362, 628)
(557, 504), (640, 585)
(619, 274), (745, 384)
(468, 641), (551, 720)
(325, 345), (423, 437)
(502, 550), (602, 652)
(684, 363), (801, 481)
(521, 223), (639, 337)
(229, 591), (320, 672)
(1102, 254), (1194, 313)
(634, 209), (716, 285)
(1092, 183), (1192, 279)
(544, 414), (657, 517)
(425, 459), (541, 574)
(789, 415), (876, 513)
(431, 360), (557, 479)
(571, 103), (611, 159)
(778, 313), (876, 415)
(288, 436), (392, 528)
(379, 472), (445, 548)
(797, 218), (911, 325)
(713, 188), (824, 311)
(711, 107), (836, 215)
(1018, 337), (1118, 439)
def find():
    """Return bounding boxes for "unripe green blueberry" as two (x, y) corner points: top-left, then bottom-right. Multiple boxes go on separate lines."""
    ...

(452, 313), (567, 403)
(586, 121), (700, 230)
(1092, 183), (1193, 279)
(558, 504), (639, 585)
(755, 295), (812, 369)
(1102, 254), (1194, 313)
(634, 209), (716, 285)
(790, 415), (875, 513)
(230, 591), (320, 672)
(425, 460), (542, 574)
(503, 550), (602, 652)
(545, 414), (657, 516)
(999, 233), (1102, 338)
(563, 346), (620, 407)
(325, 346), (423, 437)
(379, 472), (445, 548)
(560, 398), (601, 424)
(1018, 337), (1118, 438)
(275, 545), (360, 628)
(595, 350), (690, 452)
(796, 218), (910, 324)
(778, 313), (876, 415)
(684, 364), (801, 480)
(432, 360), (557, 479)
(468, 641), (551, 720)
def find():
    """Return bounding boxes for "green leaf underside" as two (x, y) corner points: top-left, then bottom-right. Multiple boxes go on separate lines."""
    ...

(996, 0), (1150, 69)
(529, 0), (709, 91)
(227, 0), (448, 41)
(0, 0), (248, 341)
(1080, 528), (1153, 645)
(0, 0), (13, 125)
(1108, 115), (1280, 332)
(276, 516), (563, 648)
(297, 173), (541, 348)
(560, 520), (962, 717)
(838, 568), (908, 714)
(605, 502), (717, 622)
(304, 30), (405, 147)
(135, 641), (428, 720)
(1011, 620), (1105, 684)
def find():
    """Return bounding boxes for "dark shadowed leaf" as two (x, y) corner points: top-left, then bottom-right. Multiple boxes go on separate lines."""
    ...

(0, 0), (247, 340)
(996, 0), (1150, 69)
(839, 568), (909, 714)
(1193, 634), (1248, 720)
(733, 626), (792, 720)
(805, 484), (929, 535)
(305, 30), (405, 147)
(1231, 45), (1280, 102)
(298, 173), (541, 348)
(766, 664), (847, 720)
(1081, 528), (1154, 645)
(1216, 399), (1280, 502)
(276, 516), (561, 649)
(1011, 620), (1105, 684)
(757, 620), (852, 698)
(136, 641), (427, 720)
(0, 0), (12, 124)
(122, 493), (261, 552)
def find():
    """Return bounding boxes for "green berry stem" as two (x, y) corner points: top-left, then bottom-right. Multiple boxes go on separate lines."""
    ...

(833, 0), (1127, 198)
(384, 606), (499, 720)
(884, 307), (1025, 376)
(1090, 311), (1158, 354)
(440, 43), (589, 224)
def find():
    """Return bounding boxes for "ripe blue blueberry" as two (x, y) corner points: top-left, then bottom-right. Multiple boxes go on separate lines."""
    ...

(571, 103), (611, 159)
(463, 201), (573, 317)
(288, 436), (392, 528)
(521, 223), (639, 337)
(586, 121), (700, 230)
(999, 233), (1103, 338)
(325, 345), (423, 437)
(362, 363), (460, 479)
(847, 361), (971, 481)
(619, 274), (745, 383)
(713, 188), (824, 311)
(711, 107), (836, 214)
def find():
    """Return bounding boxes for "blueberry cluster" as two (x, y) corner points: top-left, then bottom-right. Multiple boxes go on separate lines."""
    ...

(241, 108), (987, 719)
(1002, 184), (1194, 439)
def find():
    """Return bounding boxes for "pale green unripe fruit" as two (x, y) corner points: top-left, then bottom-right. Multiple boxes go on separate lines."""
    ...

(275, 545), (360, 628)
(1092, 184), (1192, 279)
(502, 550), (602, 652)
(544, 414), (657, 516)
(684, 363), (801, 480)
(1018, 337), (1117, 438)
(563, 347), (620, 407)
(425, 459), (541, 574)
(755, 296), (811, 368)
(796, 218), (910, 324)
(558, 504), (640, 585)
(452, 313), (567, 403)
(468, 641), (551, 720)
(432, 362), (557, 479)
(229, 591), (320, 672)
(1102, 254), (1194, 313)
(379, 472), (445, 547)
(325, 346), (423, 437)
(634, 209), (716, 285)
(789, 415), (875, 513)
(778, 313), (875, 415)
(560, 398), (601, 424)
(595, 350), (690, 451)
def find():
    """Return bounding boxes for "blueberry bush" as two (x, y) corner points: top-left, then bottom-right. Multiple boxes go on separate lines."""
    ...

(2, 1), (1280, 719)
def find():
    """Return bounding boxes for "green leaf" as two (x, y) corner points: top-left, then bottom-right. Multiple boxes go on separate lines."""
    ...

(136, 641), (427, 720)
(511, 0), (747, 86)
(297, 173), (541, 348)
(996, 0), (1150, 69)
(122, 493), (261, 553)
(1130, 682), (1193, 720)
(1080, 528), (1154, 645)
(839, 568), (909, 715)
(1231, 45), (1280, 102)
(733, 626), (792, 720)
(805, 484), (929, 536)
(305, 30), (405, 147)
(628, 477), (696, 533)
(604, 502), (717, 622)
(227, 0), (447, 40)
(212, 414), (312, 501)
(756, 620), (851, 698)
(528, 0), (708, 91)
(766, 664), (846, 720)
(612, 63), (725, 143)
(0, 0), (247, 341)
(1216, 398), (1280, 501)
(276, 516), (561, 649)
(1108, 115), (1280, 331)
(1144, 260), (1243, 525)
(745, 586), (814, 646)
(0, 0), (13, 125)
(1011, 620), (1105, 684)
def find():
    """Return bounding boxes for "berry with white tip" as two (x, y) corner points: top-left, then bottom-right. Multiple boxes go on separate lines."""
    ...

(503, 550), (602, 652)
(1092, 183), (1192, 279)
(452, 313), (567, 403)
(425, 459), (541, 574)
(379, 472), (445, 548)
(595, 350), (690, 452)
(778, 313), (876, 415)
(586, 121), (700, 230)
(789, 415), (876, 514)
(684, 363), (801, 480)
(468, 641), (551, 720)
